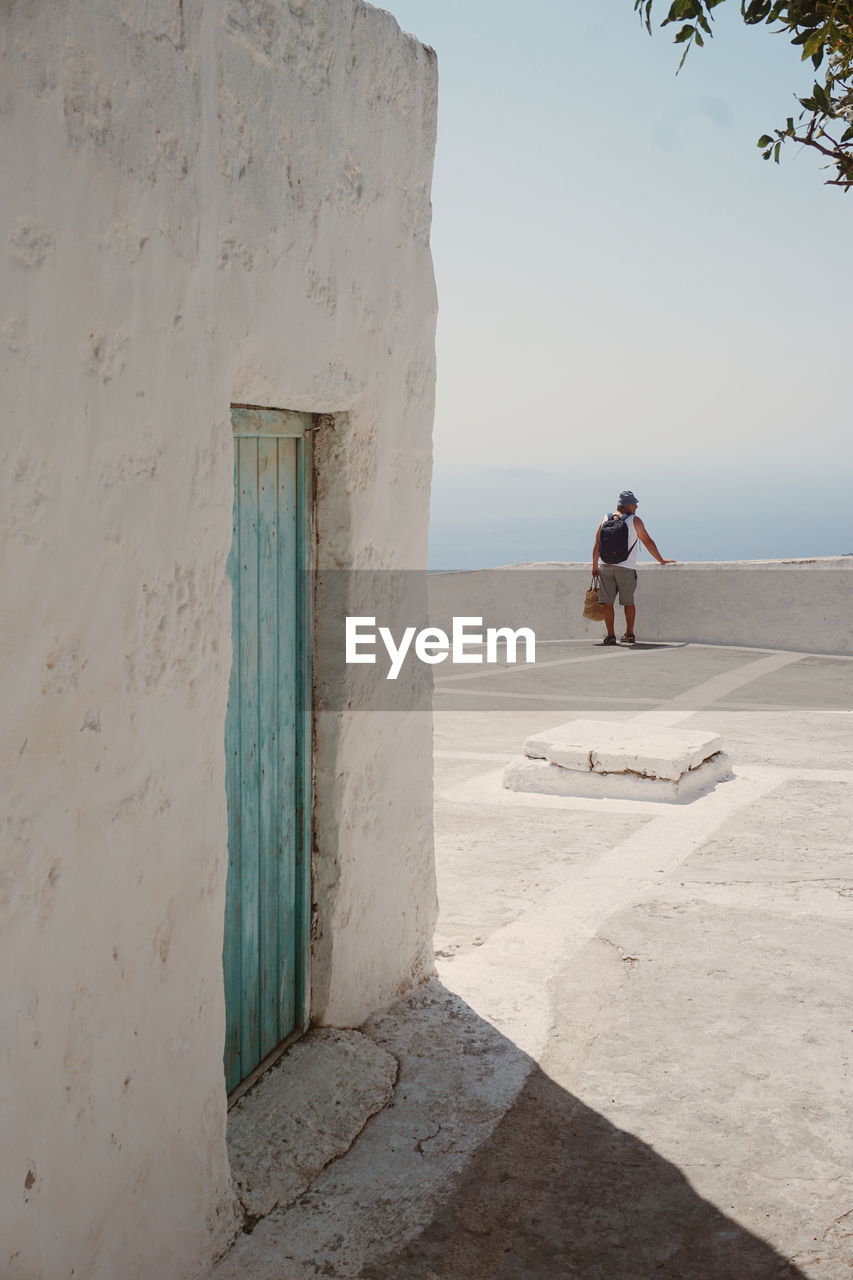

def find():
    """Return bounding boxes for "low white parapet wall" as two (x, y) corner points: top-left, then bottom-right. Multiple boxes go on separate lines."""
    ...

(428, 559), (853, 657)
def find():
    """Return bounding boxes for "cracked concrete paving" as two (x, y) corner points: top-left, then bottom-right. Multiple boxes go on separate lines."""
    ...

(210, 644), (853, 1279)
(226, 1030), (398, 1220)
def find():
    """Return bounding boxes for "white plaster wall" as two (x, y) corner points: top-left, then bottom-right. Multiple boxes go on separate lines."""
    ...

(1, 3), (438, 1277)
(428, 560), (853, 656)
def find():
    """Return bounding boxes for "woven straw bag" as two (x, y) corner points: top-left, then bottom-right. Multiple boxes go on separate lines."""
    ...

(583, 575), (606, 622)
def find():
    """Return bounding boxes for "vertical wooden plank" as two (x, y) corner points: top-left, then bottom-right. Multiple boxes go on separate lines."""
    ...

(223, 449), (242, 1092)
(295, 432), (313, 1031)
(238, 436), (261, 1074)
(257, 436), (280, 1059)
(277, 437), (299, 1036)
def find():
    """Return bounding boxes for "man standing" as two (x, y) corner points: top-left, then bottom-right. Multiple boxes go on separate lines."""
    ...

(591, 490), (676, 645)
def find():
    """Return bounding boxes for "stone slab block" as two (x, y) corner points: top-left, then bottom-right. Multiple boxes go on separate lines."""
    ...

(503, 752), (733, 802)
(524, 719), (724, 783)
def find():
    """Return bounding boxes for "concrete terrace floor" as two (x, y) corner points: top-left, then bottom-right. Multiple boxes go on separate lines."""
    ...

(213, 640), (853, 1280)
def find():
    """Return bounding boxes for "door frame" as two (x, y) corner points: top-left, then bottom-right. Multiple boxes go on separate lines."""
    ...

(226, 404), (314, 1105)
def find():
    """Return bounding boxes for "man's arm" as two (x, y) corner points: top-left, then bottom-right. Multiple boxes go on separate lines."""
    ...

(592, 524), (602, 574)
(633, 516), (676, 565)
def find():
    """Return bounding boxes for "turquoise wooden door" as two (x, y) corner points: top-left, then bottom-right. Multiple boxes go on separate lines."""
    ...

(223, 407), (313, 1095)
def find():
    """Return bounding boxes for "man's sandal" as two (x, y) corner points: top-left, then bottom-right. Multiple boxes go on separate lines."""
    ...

(602, 635), (618, 646)
(619, 633), (636, 645)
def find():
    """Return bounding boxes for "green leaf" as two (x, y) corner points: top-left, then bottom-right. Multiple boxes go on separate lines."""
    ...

(742, 0), (772, 21)
(662, 0), (699, 27)
(802, 30), (825, 60)
(664, 0), (693, 22)
(634, 0), (654, 35)
(674, 23), (696, 43)
(757, 133), (774, 146)
(773, 141), (782, 163)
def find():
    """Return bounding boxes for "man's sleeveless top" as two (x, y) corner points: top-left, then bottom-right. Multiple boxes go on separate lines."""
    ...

(610, 513), (639, 568)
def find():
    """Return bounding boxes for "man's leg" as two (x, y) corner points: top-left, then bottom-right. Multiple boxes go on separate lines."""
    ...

(598, 567), (617, 639)
(615, 568), (637, 643)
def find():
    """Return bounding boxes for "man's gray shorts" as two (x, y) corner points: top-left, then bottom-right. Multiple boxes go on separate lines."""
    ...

(598, 565), (637, 606)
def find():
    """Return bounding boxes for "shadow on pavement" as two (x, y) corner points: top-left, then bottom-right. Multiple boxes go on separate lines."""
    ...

(210, 981), (813, 1280)
(625, 641), (685, 651)
(358, 1000), (807, 1280)
(595, 641), (685, 651)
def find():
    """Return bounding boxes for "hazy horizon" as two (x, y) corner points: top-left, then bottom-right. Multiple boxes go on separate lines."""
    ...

(429, 463), (852, 569)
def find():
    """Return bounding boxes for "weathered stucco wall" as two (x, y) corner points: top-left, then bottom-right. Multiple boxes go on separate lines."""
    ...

(1, 3), (438, 1277)
(428, 560), (853, 656)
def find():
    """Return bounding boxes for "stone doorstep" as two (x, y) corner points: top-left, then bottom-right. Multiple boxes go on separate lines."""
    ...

(503, 751), (733, 802)
(523, 719), (724, 784)
(226, 1028), (398, 1222)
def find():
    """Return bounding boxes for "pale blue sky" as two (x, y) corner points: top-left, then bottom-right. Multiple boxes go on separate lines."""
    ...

(385, 0), (853, 567)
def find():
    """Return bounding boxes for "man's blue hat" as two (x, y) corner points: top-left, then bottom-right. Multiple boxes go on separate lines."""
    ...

(618, 489), (638, 506)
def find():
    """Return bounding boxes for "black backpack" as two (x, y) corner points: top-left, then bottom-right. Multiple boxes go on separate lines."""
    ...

(599, 513), (637, 565)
